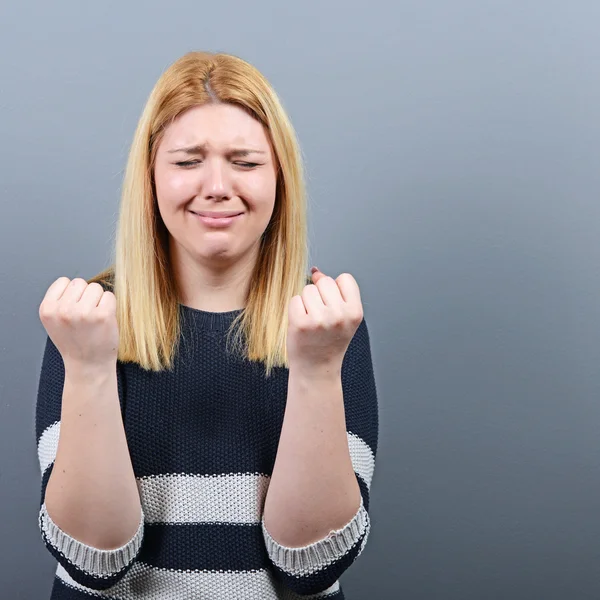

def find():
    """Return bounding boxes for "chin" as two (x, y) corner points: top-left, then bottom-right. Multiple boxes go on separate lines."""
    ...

(197, 246), (237, 262)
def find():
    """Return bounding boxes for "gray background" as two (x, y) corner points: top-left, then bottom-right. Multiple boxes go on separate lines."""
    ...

(1, 0), (599, 598)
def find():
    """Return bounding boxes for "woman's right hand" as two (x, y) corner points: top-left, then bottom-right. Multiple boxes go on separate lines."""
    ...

(39, 277), (119, 371)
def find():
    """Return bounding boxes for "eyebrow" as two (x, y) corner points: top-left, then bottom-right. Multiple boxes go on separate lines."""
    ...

(167, 144), (266, 157)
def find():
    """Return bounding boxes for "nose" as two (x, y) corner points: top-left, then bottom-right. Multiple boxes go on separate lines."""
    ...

(202, 159), (232, 202)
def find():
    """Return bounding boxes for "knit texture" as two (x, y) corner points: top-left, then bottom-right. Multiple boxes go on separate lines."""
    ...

(35, 282), (379, 599)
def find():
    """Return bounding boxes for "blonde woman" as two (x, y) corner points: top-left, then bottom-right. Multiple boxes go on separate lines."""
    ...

(35, 51), (379, 599)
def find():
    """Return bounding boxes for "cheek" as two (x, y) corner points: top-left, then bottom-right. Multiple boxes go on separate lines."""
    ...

(244, 173), (277, 209)
(155, 168), (193, 200)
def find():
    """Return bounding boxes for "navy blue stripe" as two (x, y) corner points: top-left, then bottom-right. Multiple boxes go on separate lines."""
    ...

(35, 336), (126, 446)
(35, 337), (64, 444)
(356, 472), (371, 513)
(139, 522), (270, 570)
(121, 348), (286, 477)
(41, 462), (53, 506)
(50, 578), (106, 599)
(269, 529), (366, 596)
(121, 337), (376, 478)
(342, 319), (379, 459)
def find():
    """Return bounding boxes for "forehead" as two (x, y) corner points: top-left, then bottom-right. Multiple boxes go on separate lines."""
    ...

(160, 103), (271, 150)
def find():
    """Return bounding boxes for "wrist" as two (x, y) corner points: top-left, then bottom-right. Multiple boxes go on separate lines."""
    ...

(64, 361), (116, 385)
(288, 360), (342, 381)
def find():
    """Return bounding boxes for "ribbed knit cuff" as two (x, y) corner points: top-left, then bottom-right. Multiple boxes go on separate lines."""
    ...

(261, 496), (370, 577)
(39, 503), (144, 576)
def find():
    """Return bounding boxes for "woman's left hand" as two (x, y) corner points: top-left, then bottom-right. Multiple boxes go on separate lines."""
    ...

(286, 267), (364, 372)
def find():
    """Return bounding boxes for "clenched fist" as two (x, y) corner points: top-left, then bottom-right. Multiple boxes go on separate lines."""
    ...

(38, 277), (119, 371)
(286, 267), (364, 372)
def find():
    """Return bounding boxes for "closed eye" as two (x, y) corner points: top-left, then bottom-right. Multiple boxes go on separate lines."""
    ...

(174, 160), (260, 169)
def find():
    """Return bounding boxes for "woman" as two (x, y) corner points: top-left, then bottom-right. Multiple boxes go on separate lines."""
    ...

(35, 51), (379, 599)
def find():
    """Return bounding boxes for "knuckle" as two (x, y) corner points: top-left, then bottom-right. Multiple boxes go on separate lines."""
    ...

(332, 315), (345, 328)
(312, 318), (326, 330)
(297, 320), (313, 332)
(352, 309), (364, 324)
(57, 304), (73, 321)
(78, 307), (95, 321)
(96, 307), (111, 322)
(38, 303), (49, 320)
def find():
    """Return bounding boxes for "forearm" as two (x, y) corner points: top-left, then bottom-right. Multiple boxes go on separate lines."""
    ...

(263, 364), (361, 547)
(45, 364), (142, 550)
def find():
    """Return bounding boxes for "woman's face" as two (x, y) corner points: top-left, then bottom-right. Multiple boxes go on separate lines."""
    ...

(154, 103), (278, 267)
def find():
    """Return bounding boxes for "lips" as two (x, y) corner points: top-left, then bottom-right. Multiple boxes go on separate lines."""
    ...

(191, 211), (243, 218)
(189, 210), (244, 229)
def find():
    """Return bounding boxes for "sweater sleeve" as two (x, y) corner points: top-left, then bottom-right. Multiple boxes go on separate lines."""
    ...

(262, 317), (379, 595)
(35, 334), (145, 590)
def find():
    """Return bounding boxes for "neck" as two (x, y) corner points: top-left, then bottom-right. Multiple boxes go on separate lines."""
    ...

(171, 242), (260, 313)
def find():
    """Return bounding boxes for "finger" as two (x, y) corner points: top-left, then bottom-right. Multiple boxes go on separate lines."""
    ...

(60, 278), (89, 304)
(98, 290), (117, 312)
(42, 277), (72, 303)
(288, 294), (307, 322)
(335, 273), (361, 305)
(79, 282), (108, 309)
(302, 284), (326, 315)
(311, 266), (327, 285)
(313, 274), (344, 308)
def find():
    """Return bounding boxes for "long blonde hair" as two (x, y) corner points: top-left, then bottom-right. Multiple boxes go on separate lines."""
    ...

(88, 51), (308, 377)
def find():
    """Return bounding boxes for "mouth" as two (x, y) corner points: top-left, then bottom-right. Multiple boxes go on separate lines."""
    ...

(189, 211), (244, 228)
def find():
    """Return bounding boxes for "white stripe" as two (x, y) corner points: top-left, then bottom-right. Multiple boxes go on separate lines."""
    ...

(38, 420), (60, 474)
(348, 432), (375, 490)
(138, 473), (270, 523)
(56, 562), (340, 599)
(137, 432), (373, 526)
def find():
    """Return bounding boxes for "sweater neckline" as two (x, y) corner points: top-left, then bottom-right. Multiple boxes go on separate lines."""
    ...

(178, 303), (244, 330)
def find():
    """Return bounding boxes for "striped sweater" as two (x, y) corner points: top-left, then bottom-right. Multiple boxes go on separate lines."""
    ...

(35, 287), (379, 599)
